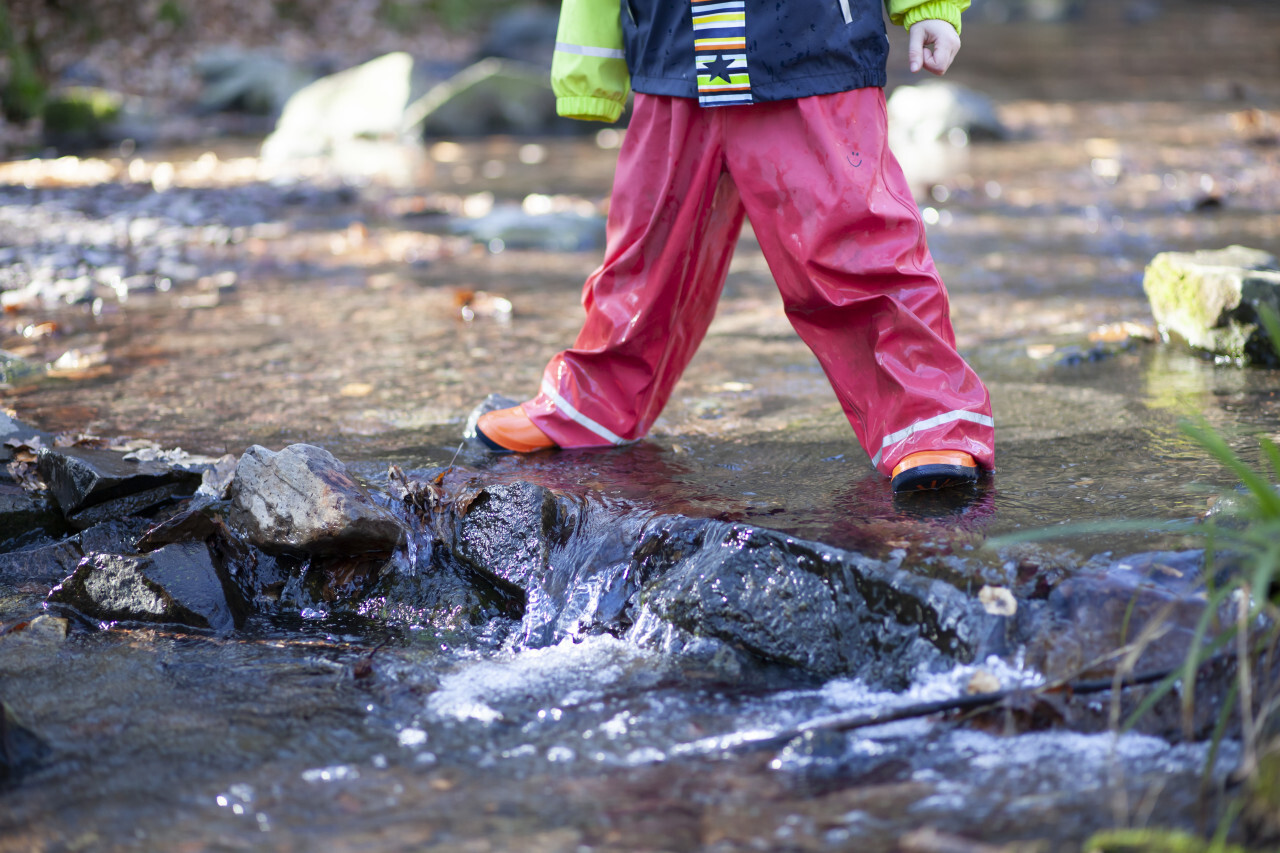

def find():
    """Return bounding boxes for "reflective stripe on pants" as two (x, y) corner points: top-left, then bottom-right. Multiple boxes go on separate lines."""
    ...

(522, 90), (995, 476)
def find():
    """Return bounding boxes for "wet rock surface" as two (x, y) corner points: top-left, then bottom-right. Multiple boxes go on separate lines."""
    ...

(228, 443), (406, 556)
(38, 444), (202, 523)
(47, 543), (248, 632)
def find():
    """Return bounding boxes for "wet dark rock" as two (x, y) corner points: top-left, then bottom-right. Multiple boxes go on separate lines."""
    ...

(46, 542), (249, 632)
(64, 481), (201, 531)
(0, 517), (152, 588)
(372, 547), (525, 631)
(635, 523), (1001, 682)
(1143, 245), (1280, 365)
(1015, 568), (1225, 682)
(228, 444), (406, 557)
(886, 81), (1008, 146)
(0, 538), (83, 588)
(135, 506), (278, 606)
(0, 485), (65, 547)
(407, 59), (566, 138)
(1, 698), (49, 787)
(430, 475), (1003, 682)
(447, 480), (564, 598)
(36, 445), (202, 523)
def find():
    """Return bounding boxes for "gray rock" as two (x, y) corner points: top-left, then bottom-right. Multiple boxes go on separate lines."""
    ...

(261, 52), (415, 163)
(46, 542), (247, 632)
(1143, 245), (1280, 364)
(36, 446), (202, 523)
(228, 444), (406, 556)
(886, 81), (1008, 146)
(405, 58), (562, 138)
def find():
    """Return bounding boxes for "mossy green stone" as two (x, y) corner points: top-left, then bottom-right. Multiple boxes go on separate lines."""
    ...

(1143, 245), (1280, 364)
(42, 86), (123, 135)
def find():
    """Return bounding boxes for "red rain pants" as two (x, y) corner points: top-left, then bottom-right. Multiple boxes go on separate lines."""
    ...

(522, 89), (995, 477)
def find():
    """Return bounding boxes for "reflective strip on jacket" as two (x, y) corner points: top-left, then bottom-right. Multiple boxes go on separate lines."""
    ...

(551, 0), (969, 122)
(552, 0), (630, 121)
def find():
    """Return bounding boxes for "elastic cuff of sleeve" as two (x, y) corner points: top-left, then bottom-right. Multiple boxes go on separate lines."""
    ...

(556, 96), (624, 123)
(902, 1), (963, 34)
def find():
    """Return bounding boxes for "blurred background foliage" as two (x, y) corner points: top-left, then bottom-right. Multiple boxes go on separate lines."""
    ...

(0, 0), (536, 123)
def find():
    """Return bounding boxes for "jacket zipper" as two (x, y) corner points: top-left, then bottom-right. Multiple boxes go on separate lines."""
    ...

(838, 0), (853, 23)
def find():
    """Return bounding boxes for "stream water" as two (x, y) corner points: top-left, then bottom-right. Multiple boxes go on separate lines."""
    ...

(3, 2), (1280, 850)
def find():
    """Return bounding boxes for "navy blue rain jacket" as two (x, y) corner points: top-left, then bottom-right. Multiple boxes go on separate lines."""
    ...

(621, 0), (889, 102)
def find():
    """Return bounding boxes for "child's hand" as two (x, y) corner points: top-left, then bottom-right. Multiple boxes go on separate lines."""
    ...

(907, 20), (960, 75)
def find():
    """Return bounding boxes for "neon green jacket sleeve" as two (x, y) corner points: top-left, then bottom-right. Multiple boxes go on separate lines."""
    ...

(885, 0), (970, 34)
(551, 0), (630, 123)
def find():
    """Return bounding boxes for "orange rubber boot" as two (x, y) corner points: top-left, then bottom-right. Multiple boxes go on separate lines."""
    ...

(475, 405), (556, 453)
(890, 450), (979, 492)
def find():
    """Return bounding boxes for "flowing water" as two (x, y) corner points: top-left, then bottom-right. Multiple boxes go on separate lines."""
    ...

(3, 2), (1280, 849)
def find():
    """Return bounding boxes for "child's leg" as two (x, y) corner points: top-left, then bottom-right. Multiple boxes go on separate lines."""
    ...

(723, 88), (995, 478)
(514, 94), (747, 448)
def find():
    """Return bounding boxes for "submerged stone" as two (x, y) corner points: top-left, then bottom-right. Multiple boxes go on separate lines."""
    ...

(228, 444), (406, 557)
(47, 542), (248, 632)
(1143, 245), (1280, 364)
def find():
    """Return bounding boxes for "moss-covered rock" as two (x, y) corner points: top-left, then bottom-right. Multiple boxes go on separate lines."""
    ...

(41, 86), (124, 150)
(1143, 245), (1280, 365)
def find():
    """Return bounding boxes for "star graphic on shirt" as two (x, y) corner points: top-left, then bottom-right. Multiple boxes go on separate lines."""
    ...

(702, 54), (736, 84)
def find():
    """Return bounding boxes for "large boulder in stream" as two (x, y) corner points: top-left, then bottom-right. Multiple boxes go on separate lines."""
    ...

(432, 477), (1006, 684)
(1143, 245), (1280, 365)
(47, 542), (248, 632)
(228, 444), (406, 556)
